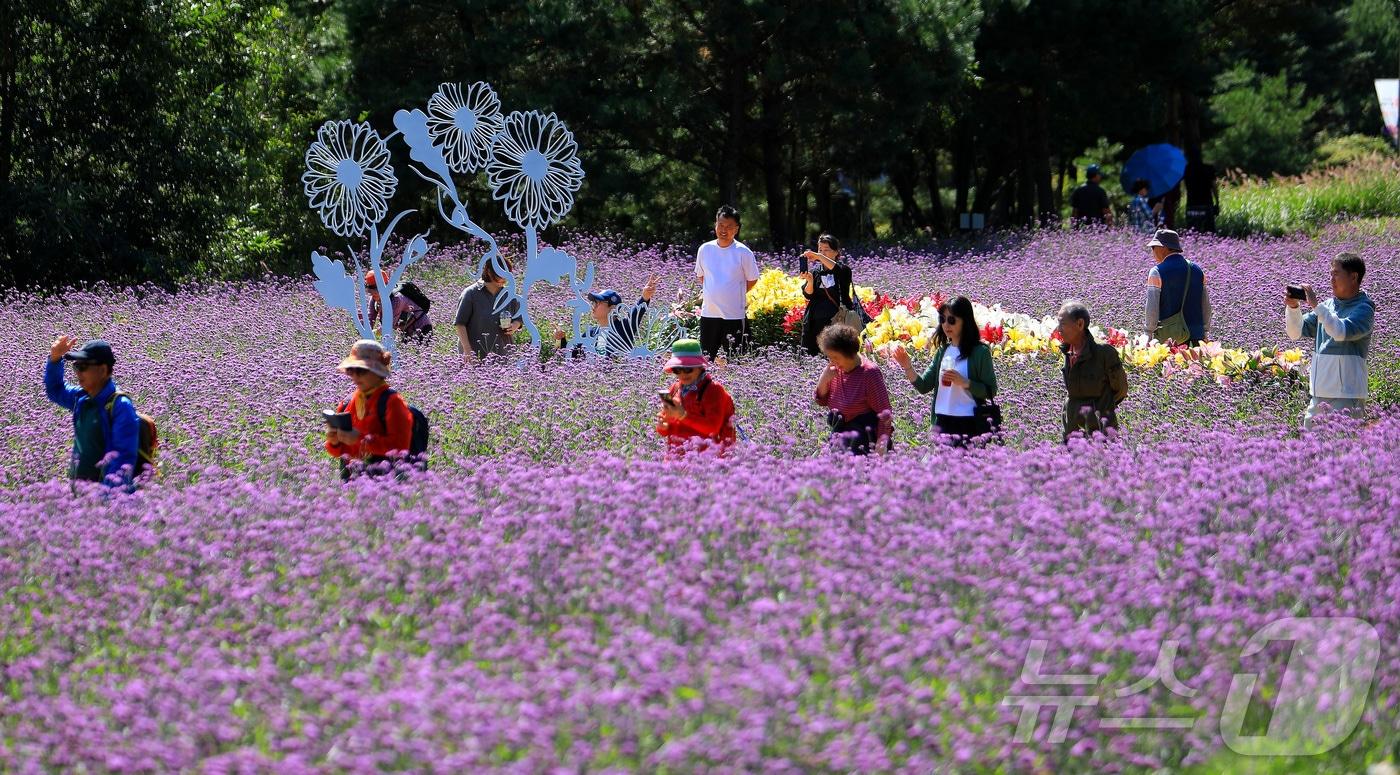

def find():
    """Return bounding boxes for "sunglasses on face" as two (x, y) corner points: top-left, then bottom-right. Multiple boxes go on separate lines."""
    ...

(940, 317), (959, 325)
(672, 367), (699, 374)
(71, 361), (100, 373)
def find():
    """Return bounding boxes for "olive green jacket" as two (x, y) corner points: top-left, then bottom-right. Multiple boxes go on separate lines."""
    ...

(1061, 333), (1129, 438)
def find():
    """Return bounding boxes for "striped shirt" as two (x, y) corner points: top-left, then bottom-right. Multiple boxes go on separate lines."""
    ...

(815, 357), (893, 441)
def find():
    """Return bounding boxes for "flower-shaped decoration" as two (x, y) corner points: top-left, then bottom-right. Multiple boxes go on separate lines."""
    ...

(426, 82), (504, 174)
(486, 111), (584, 231)
(302, 121), (397, 237)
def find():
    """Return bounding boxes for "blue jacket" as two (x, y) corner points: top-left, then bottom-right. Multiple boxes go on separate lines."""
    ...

(1286, 291), (1375, 399)
(44, 359), (139, 489)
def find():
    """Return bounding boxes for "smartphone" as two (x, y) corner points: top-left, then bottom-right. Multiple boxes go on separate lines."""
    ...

(798, 255), (809, 274)
(1286, 284), (1307, 301)
(322, 409), (353, 431)
(658, 389), (677, 406)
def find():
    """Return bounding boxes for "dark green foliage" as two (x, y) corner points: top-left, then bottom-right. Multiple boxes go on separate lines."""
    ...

(2, 0), (1396, 288)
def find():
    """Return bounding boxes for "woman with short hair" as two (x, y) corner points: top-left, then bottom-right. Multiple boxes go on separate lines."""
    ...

(815, 324), (892, 455)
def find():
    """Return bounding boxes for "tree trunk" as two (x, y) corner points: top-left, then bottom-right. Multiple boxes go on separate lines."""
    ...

(1032, 88), (1055, 227)
(953, 118), (972, 216)
(719, 61), (743, 207)
(787, 142), (806, 245)
(890, 151), (923, 236)
(0, 2), (18, 271)
(972, 153), (1006, 221)
(813, 167), (832, 235)
(1014, 106), (1035, 227)
(759, 89), (788, 247)
(923, 145), (946, 234)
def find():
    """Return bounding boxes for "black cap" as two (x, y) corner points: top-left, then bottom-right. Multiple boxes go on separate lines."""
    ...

(64, 339), (115, 366)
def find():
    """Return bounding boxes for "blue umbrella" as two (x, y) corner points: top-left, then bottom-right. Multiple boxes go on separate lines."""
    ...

(1119, 144), (1186, 198)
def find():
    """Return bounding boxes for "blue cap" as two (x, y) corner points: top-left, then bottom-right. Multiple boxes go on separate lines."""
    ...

(1085, 164), (1103, 179)
(586, 289), (623, 306)
(64, 339), (115, 366)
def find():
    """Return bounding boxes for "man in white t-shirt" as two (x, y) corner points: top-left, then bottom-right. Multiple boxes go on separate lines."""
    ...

(695, 205), (760, 359)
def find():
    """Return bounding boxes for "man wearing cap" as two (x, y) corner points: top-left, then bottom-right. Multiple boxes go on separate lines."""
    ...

(44, 336), (140, 488)
(556, 275), (658, 358)
(695, 205), (760, 360)
(656, 339), (737, 454)
(1069, 164), (1114, 227)
(1145, 229), (1211, 346)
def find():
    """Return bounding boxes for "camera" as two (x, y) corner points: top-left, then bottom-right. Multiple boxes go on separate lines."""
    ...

(1286, 284), (1307, 301)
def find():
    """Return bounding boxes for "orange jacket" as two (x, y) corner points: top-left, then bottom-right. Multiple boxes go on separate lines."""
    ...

(326, 383), (414, 460)
(656, 375), (736, 451)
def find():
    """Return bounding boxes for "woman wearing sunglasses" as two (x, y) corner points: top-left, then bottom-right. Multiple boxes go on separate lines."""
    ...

(325, 339), (414, 478)
(890, 296), (999, 446)
(655, 339), (736, 454)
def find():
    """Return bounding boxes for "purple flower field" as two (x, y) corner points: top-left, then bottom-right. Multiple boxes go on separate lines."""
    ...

(2, 227), (1398, 772)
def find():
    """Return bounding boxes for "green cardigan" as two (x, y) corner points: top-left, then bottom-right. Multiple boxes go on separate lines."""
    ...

(911, 342), (998, 418)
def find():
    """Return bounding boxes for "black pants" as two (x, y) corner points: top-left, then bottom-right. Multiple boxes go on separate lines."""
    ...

(934, 413), (986, 447)
(828, 410), (891, 456)
(802, 311), (835, 356)
(699, 316), (748, 360)
(1185, 206), (1216, 233)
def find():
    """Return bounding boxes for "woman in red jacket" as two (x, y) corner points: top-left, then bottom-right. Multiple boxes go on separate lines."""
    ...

(325, 339), (414, 478)
(655, 339), (736, 454)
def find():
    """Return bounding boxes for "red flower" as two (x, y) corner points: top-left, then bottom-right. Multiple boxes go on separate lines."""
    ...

(781, 303), (807, 334)
(1104, 327), (1128, 347)
(980, 323), (1005, 344)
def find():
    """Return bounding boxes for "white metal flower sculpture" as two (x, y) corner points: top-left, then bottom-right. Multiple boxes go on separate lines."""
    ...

(486, 111), (585, 233)
(308, 82), (643, 359)
(304, 120), (428, 356)
(302, 120), (398, 238)
(426, 81), (504, 174)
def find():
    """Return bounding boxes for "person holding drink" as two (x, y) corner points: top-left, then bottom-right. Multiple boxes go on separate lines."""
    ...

(798, 234), (855, 356)
(453, 260), (522, 363)
(889, 296), (999, 445)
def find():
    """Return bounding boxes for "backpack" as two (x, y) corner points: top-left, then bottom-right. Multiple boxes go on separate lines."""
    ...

(396, 281), (432, 314)
(338, 388), (430, 460)
(105, 392), (158, 478)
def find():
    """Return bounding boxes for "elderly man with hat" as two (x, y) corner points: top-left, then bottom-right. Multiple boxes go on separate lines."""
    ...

(44, 336), (140, 488)
(1069, 164), (1114, 227)
(556, 275), (658, 359)
(655, 339), (736, 454)
(1144, 228), (1211, 346)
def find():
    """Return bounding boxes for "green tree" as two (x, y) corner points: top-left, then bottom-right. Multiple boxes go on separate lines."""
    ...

(1206, 64), (1322, 176)
(0, 0), (337, 288)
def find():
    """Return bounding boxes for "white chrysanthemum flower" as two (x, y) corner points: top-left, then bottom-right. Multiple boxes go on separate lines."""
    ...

(302, 120), (397, 237)
(486, 111), (584, 231)
(426, 82), (504, 174)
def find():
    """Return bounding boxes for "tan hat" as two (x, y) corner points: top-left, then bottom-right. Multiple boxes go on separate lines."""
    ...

(337, 339), (392, 378)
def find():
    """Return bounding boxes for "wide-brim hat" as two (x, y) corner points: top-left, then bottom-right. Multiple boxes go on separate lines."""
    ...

(338, 339), (392, 378)
(663, 339), (706, 372)
(1147, 229), (1182, 252)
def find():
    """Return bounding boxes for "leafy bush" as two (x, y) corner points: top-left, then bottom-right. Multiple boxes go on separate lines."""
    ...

(1312, 134), (1396, 170)
(1217, 155), (1400, 236)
